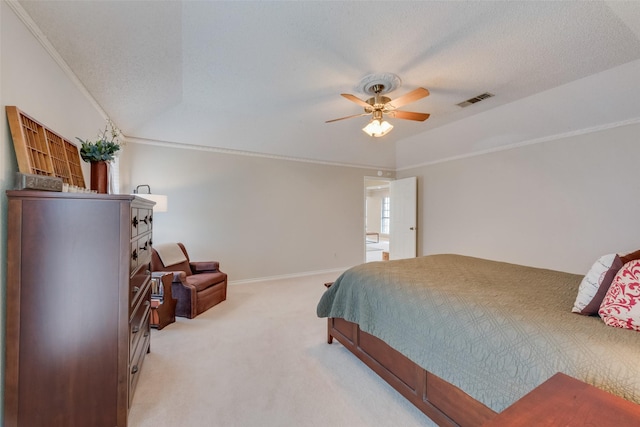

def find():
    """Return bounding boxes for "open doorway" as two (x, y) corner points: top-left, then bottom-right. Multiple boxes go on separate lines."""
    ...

(364, 177), (392, 262)
(364, 176), (418, 263)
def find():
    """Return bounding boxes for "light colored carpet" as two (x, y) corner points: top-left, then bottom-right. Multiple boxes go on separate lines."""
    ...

(129, 272), (436, 427)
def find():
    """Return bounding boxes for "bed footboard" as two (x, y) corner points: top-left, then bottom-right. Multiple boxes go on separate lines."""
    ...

(327, 317), (496, 427)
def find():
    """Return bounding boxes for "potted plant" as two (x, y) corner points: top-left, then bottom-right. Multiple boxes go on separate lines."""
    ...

(76, 119), (122, 193)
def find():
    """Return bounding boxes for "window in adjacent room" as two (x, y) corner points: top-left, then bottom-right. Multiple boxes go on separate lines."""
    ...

(381, 196), (390, 234)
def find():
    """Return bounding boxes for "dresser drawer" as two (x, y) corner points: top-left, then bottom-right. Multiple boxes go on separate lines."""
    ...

(131, 206), (152, 234)
(137, 208), (152, 235)
(130, 240), (139, 272)
(137, 234), (152, 265)
(130, 284), (151, 351)
(129, 320), (150, 407)
(130, 234), (152, 274)
(131, 207), (140, 237)
(130, 268), (151, 309)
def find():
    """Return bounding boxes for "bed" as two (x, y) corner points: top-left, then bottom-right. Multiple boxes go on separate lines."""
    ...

(316, 254), (640, 426)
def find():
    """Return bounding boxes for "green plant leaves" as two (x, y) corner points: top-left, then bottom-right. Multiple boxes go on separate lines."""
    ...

(76, 118), (122, 162)
(77, 138), (120, 162)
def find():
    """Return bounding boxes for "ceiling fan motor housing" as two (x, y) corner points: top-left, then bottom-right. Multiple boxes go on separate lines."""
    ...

(365, 95), (391, 112)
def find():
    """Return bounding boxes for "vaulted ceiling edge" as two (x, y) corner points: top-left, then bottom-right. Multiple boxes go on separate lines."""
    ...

(6, 1), (109, 120)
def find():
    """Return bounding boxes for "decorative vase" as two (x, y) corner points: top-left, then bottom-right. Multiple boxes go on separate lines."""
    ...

(90, 161), (109, 193)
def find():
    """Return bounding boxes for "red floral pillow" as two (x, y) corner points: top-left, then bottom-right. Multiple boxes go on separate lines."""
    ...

(599, 260), (640, 331)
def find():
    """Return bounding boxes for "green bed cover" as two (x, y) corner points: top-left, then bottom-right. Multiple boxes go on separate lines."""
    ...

(317, 254), (640, 412)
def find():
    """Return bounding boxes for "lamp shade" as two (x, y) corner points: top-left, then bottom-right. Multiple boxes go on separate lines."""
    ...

(136, 193), (168, 212)
(131, 185), (168, 212)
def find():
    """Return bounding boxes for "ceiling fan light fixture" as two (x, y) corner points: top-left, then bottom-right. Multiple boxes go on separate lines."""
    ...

(362, 118), (393, 137)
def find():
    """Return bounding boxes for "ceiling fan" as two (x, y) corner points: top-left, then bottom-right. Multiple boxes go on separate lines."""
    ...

(326, 75), (430, 137)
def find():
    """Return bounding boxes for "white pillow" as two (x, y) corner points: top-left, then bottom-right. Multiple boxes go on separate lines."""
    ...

(572, 254), (623, 315)
(599, 260), (640, 331)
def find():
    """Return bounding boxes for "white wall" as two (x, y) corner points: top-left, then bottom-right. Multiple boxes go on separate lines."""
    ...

(1, 1), (107, 418)
(398, 122), (640, 274)
(120, 142), (380, 281)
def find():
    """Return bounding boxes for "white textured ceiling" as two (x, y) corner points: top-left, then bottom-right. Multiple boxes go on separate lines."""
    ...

(15, 1), (640, 169)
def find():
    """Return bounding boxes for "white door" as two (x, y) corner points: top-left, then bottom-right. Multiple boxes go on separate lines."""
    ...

(389, 176), (417, 260)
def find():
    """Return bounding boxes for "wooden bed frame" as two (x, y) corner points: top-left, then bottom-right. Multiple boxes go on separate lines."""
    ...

(327, 317), (497, 427)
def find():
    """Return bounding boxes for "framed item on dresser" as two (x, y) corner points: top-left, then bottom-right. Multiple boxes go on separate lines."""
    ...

(6, 105), (86, 188)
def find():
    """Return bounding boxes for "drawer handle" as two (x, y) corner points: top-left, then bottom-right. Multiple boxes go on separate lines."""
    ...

(131, 365), (139, 374)
(132, 325), (139, 334)
(139, 241), (148, 251)
(132, 216), (138, 228)
(149, 214), (153, 224)
(141, 215), (149, 225)
(132, 286), (140, 294)
(132, 249), (138, 261)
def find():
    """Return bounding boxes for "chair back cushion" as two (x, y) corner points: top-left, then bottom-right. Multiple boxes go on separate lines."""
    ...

(151, 243), (192, 276)
(155, 243), (187, 266)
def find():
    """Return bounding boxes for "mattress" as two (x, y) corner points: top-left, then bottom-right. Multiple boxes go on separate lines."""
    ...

(317, 254), (640, 411)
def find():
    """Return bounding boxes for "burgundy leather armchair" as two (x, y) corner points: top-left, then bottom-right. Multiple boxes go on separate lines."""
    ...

(150, 242), (227, 319)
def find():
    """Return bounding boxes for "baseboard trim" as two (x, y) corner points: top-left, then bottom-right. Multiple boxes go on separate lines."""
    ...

(228, 267), (349, 285)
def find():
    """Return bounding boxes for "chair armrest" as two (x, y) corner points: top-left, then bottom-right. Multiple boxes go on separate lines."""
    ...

(158, 270), (188, 283)
(190, 261), (219, 273)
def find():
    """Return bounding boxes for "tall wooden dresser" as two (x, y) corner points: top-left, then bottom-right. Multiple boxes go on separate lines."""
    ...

(4, 191), (154, 427)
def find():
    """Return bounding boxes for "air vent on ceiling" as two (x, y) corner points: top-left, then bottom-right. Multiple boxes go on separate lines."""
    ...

(457, 92), (494, 108)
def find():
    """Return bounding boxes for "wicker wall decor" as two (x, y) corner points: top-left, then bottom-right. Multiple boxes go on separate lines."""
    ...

(6, 106), (86, 188)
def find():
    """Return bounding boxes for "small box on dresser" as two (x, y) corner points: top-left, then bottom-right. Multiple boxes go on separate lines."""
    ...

(4, 191), (155, 427)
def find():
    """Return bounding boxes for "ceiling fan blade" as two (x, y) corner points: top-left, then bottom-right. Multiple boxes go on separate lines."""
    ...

(325, 113), (369, 123)
(389, 110), (431, 121)
(341, 93), (371, 108)
(386, 87), (430, 109)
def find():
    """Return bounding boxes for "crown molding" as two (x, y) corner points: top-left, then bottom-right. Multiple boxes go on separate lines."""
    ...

(126, 136), (395, 172)
(397, 116), (640, 171)
(5, 0), (108, 120)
